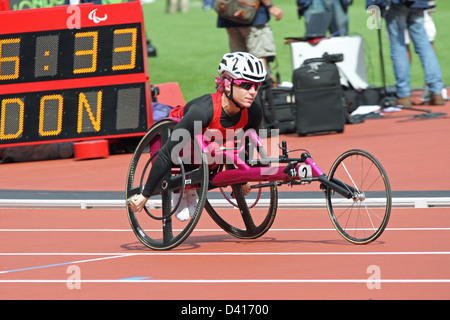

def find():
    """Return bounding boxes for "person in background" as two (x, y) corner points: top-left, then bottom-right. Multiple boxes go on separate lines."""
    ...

(297, 0), (353, 36)
(217, 0), (283, 83)
(366, 0), (444, 107)
(404, 0), (445, 103)
(203, 0), (214, 10)
(167, 0), (189, 13)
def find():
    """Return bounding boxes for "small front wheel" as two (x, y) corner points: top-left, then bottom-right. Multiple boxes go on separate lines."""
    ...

(326, 149), (391, 244)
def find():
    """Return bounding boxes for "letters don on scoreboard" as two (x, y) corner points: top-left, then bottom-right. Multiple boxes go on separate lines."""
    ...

(0, 2), (151, 147)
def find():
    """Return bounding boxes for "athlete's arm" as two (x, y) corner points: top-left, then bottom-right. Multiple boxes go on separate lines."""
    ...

(140, 97), (213, 199)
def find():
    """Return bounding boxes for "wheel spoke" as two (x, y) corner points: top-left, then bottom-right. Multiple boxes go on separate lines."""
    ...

(162, 217), (173, 244)
(231, 184), (257, 233)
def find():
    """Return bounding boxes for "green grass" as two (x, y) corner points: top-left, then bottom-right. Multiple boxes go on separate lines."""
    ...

(142, 0), (449, 102)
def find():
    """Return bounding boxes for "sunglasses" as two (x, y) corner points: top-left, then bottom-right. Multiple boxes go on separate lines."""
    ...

(233, 79), (261, 91)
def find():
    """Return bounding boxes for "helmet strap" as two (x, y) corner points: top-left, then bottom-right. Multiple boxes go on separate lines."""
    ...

(225, 79), (244, 111)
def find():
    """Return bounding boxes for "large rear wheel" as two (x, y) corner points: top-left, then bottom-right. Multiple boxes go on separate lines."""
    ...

(126, 120), (209, 250)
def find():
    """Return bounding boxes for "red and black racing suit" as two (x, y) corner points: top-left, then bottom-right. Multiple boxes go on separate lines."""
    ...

(142, 92), (262, 198)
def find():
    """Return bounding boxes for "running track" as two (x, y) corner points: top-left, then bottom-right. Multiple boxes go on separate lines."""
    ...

(1, 95), (449, 300)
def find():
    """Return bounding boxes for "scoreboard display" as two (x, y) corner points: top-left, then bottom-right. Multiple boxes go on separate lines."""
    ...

(0, 2), (152, 148)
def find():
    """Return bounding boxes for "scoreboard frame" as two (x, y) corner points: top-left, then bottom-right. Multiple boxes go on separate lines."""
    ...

(0, 2), (152, 148)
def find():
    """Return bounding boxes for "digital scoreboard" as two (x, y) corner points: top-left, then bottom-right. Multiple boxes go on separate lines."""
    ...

(0, 2), (152, 148)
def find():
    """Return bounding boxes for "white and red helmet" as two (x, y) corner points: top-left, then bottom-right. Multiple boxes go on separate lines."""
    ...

(218, 52), (266, 83)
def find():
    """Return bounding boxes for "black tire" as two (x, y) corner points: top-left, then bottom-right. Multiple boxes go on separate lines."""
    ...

(126, 120), (209, 250)
(326, 149), (391, 244)
(205, 182), (277, 239)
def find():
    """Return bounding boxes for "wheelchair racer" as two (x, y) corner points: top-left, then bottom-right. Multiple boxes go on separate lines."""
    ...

(129, 52), (267, 221)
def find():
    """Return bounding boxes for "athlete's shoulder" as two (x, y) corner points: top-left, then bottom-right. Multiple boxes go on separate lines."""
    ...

(184, 94), (213, 112)
(182, 93), (215, 125)
(186, 93), (213, 106)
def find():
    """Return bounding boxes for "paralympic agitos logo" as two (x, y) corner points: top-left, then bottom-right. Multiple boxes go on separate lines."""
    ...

(66, 6), (108, 30)
(88, 8), (108, 24)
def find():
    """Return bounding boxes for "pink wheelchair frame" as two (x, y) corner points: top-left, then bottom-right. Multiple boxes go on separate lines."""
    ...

(126, 118), (392, 250)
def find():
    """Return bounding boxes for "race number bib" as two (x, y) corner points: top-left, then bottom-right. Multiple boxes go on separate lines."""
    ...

(298, 164), (312, 179)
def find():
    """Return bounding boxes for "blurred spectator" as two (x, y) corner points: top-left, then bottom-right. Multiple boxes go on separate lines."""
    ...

(203, 0), (214, 10)
(167, 0), (189, 13)
(297, 0), (353, 36)
(404, 1), (445, 102)
(367, 0), (444, 107)
(216, 0), (283, 80)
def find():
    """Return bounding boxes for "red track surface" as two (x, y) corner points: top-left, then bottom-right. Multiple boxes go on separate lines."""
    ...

(1, 95), (450, 300)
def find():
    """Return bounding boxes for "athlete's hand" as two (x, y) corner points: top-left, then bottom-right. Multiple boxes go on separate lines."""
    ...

(128, 194), (149, 212)
(241, 182), (252, 196)
(231, 183), (252, 198)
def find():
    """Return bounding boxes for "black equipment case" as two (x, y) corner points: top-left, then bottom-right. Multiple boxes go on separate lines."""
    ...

(292, 53), (346, 135)
(271, 87), (296, 133)
(257, 80), (296, 135)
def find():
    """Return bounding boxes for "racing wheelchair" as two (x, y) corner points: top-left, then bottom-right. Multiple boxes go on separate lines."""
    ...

(126, 119), (391, 250)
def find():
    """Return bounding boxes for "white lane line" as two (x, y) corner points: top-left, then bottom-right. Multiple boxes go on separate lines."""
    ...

(1, 279), (450, 284)
(0, 254), (132, 274)
(1, 227), (450, 232)
(1, 196), (450, 208)
(1, 251), (450, 256)
(2, 252), (449, 277)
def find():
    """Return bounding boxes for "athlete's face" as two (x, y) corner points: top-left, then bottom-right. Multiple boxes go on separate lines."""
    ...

(228, 79), (260, 108)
